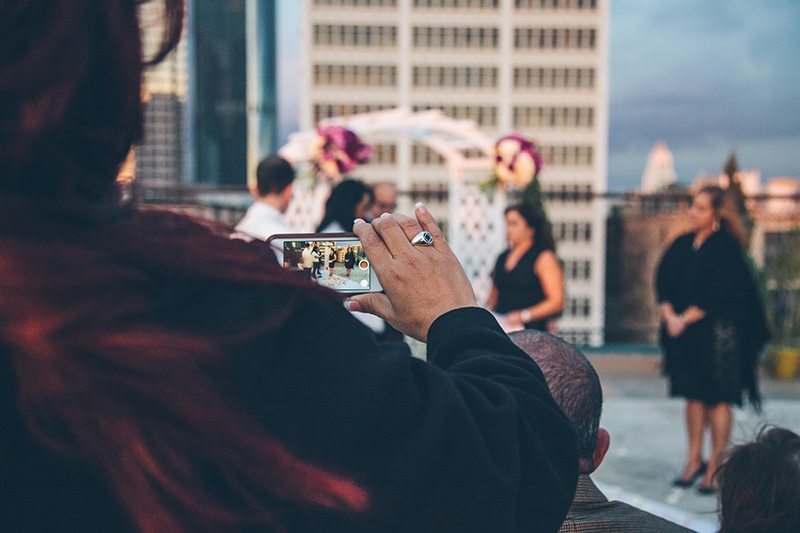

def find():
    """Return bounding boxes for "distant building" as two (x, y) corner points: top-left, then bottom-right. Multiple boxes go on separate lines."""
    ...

(605, 194), (690, 343)
(303, 0), (610, 345)
(640, 141), (677, 193)
(693, 169), (762, 197)
(136, 0), (278, 188)
(136, 2), (188, 188)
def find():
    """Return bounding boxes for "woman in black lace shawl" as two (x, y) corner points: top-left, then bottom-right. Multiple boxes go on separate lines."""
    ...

(655, 186), (769, 493)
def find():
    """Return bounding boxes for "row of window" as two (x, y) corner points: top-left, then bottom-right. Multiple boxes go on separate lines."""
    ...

(514, 27), (597, 49)
(312, 0), (597, 9)
(313, 25), (597, 51)
(541, 183), (594, 201)
(513, 106), (595, 129)
(313, 64), (398, 87)
(313, 25), (397, 47)
(563, 259), (592, 281)
(413, 26), (499, 48)
(313, 103), (392, 123)
(370, 143), (398, 165)
(413, 66), (498, 88)
(368, 142), (594, 168)
(565, 297), (592, 318)
(414, 0), (499, 7)
(313, 64), (594, 90)
(514, 67), (595, 89)
(515, 0), (597, 9)
(313, 0), (397, 6)
(554, 221), (592, 242)
(541, 145), (594, 166)
(412, 104), (498, 126)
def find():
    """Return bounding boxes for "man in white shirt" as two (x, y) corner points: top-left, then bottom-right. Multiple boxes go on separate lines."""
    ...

(234, 156), (295, 262)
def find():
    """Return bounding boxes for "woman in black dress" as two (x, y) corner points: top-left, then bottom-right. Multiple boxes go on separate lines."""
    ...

(344, 247), (356, 277)
(656, 185), (769, 493)
(328, 248), (337, 277)
(487, 204), (564, 331)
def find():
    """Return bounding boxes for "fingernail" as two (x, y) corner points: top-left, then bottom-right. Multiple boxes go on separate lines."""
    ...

(415, 201), (427, 213)
(353, 218), (366, 225)
(344, 299), (360, 312)
(380, 212), (391, 219)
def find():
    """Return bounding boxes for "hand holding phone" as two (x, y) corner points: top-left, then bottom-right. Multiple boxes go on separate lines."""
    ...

(267, 233), (383, 294)
(348, 206), (477, 342)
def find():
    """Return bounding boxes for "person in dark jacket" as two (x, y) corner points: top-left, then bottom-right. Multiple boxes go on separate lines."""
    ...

(655, 186), (769, 494)
(511, 330), (692, 532)
(0, 1), (578, 531)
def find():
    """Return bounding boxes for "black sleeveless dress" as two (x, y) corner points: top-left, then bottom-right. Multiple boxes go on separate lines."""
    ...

(493, 246), (548, 331)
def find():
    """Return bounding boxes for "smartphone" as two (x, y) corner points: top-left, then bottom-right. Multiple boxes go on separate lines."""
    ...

(267, 233), (383, 293)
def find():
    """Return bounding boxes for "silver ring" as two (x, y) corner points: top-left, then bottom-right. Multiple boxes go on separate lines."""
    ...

(411, 231), (434, 246)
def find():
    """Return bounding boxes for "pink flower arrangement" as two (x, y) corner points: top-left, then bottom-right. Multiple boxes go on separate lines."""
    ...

(309, 125), (372, 181)
(492, 133), (543, 188)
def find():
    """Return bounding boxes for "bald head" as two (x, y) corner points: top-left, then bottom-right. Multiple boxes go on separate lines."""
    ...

(372, 182), (397, 216)
(510, 330), (604, 473)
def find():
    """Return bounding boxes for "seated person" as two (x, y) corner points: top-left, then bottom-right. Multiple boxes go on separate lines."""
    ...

(510, 330), (692, 532)
(717, 426), (800, 533)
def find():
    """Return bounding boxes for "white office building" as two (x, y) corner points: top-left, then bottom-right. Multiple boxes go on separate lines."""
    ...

(302, 0), (609, 344)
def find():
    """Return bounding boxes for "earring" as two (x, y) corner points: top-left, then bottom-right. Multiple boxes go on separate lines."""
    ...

(712, 219), (720, 232)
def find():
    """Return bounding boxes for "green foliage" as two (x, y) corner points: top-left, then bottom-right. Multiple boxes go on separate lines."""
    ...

(764, 228), (800, 345)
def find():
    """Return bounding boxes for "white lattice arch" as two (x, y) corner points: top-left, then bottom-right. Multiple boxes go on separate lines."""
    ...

(278, 107), (508, 303)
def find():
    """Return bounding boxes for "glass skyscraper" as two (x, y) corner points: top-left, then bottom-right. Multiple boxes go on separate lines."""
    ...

(137, 0), (277, 188)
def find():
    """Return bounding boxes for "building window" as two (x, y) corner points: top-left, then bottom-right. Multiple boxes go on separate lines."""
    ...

(412, 104), (498, 127)
(412, 66), (498, 88)
(313, 103), (392, 123)
(313, 24), (397, 47)
(313, 64), (398, 87)
(514, 27), (598, 49)
(514, 0), (598, 10)
(314, 0), (398, 6)
(413, 26), (499, 48)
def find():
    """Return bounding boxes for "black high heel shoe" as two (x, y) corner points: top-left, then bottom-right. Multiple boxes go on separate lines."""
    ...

(696, 482), (716, 495)
(672, 462), (707, 488)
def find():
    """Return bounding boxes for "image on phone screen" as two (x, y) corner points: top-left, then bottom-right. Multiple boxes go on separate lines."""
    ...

(282, 239), (372, 292)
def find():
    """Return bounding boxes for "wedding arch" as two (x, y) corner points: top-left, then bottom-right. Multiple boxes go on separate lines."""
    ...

(278, 107), (508, 303)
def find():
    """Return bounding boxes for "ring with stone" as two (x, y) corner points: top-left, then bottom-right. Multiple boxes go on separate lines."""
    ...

(410, 231), (434, 246)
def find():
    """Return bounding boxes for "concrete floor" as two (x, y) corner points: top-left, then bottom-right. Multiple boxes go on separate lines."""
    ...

(589, 355), (800, 532)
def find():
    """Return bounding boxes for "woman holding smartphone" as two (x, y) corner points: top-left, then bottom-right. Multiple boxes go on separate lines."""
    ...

(1, 2), (578, 531)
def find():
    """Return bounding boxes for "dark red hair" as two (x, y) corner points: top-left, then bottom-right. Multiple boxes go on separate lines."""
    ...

(0, 1), (367, 531)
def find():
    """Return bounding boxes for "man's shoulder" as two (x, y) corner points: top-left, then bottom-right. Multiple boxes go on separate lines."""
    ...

(561, 500), (693, 532)
(235, 203), (292, 241)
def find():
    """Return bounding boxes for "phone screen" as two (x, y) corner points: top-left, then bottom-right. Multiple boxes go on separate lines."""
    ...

(282, 238), (372, 292)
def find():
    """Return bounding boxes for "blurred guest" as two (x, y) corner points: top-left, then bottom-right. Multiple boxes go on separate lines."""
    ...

(487, 204), (564, 332)
(510, 330), (692, 533)
(717, 427), (800, 533)
(311, 245), (322, 278)
(368, 182), (405, 343)
(235, 155), (295, 241)
(656, 185), (769, 493)
(328, 247), (337, 277)
(317, 179), (374, 233)
(371, 182), (397, 218)
(344, 247), (356, 277)
(302, 243), (315, 278)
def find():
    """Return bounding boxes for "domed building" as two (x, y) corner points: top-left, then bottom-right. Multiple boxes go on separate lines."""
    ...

(640, 141), (677, 193)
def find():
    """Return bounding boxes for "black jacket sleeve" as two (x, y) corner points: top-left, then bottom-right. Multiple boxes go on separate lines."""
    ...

(235, 296), (578, 533)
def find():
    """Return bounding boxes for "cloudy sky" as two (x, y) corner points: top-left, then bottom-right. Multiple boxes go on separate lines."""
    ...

(277, 1), (800, 191)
